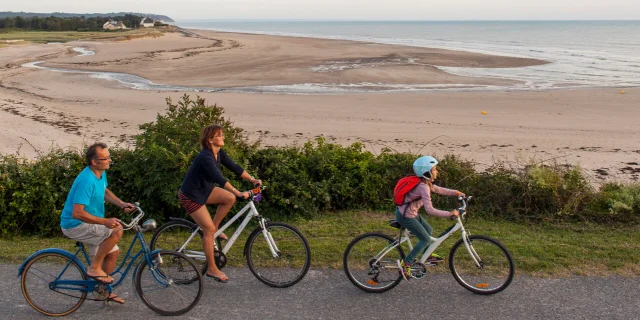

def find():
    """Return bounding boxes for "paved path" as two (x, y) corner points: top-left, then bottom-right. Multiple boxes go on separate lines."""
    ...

(3, 265), (639, 319)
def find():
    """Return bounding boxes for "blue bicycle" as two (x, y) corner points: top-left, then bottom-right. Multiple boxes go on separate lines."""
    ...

(18, 203), (203, 316)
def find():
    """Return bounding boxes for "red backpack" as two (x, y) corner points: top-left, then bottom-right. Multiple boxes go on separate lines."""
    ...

(393, 176), (422, 206)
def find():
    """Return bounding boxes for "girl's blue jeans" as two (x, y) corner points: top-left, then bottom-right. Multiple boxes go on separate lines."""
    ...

(395, 208), (433, 263)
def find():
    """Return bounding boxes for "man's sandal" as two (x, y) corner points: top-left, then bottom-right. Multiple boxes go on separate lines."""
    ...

(107, 294), (125, 304)
(86, 274), (114, 284)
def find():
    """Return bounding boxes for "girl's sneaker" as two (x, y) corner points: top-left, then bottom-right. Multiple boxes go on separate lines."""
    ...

(426, 253), (445, 263)
(396, 259), (411, 280)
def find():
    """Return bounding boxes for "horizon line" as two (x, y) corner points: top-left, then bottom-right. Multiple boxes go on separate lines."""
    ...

(174, 18), (640, 22)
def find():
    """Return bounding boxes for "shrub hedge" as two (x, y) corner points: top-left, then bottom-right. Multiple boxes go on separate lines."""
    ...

(1, 94), (638, 237)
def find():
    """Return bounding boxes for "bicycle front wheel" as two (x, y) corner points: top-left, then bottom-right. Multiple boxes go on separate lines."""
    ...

(134, 250), (203, 316)
(21, 252), (87, 316)
(245, 222), (311, 288)
(343, 232), (404, 293)
(449, 235), (514, 295)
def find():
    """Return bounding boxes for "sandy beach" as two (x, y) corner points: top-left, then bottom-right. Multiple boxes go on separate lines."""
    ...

(1, 29), (639, 182)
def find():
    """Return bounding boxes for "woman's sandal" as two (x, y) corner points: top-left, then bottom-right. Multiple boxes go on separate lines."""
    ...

(205, 272), (229, 283)
(107, 293), (125, 304)
(217, 232), (228, 241)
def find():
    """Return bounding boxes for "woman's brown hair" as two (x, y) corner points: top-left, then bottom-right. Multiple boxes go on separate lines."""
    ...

(200, 124), (224, 150)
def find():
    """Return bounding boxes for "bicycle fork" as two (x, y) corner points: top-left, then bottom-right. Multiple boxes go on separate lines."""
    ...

(461, 230), (483, 269)
(259, 218), (281, 258)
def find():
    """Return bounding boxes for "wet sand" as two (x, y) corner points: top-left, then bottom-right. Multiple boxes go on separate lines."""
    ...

(1, 29), (638, 182)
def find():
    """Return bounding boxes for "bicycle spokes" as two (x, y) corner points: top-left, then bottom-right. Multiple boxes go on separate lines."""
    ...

(135, 251), (203, 316)
(343, 233), (404, 293)
(246, 223), (311, 288)
(449, 235), (514, 294)
(21, 253), (87, 316)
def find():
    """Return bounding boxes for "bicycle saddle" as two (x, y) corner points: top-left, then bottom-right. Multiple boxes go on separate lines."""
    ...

(388, 220), (402, 229)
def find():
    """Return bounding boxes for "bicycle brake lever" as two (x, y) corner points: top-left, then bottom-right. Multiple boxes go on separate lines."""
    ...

(236, 190), (254, 201)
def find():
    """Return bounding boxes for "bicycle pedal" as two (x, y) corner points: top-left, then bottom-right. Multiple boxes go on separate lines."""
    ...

(409, 262), (428, 279)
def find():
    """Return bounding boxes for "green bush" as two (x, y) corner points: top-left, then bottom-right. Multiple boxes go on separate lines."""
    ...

(1, 94), (638, 237)
(587, 183), (640, 221)
(249, 140), (415, 217)
(0, 150), (84, 237)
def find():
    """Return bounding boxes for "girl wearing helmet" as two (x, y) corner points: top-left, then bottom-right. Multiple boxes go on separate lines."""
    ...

(396, 155), (465, 280)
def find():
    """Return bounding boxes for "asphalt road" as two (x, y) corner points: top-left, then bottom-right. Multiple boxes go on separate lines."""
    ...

(3, 264), (639, 319)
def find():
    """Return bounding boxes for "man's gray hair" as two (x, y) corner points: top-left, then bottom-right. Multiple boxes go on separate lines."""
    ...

(85, 143), (108, 166)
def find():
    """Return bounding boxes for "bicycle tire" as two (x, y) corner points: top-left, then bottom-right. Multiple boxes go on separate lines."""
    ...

(343, 232), (405, 293)
(150, 220), (223, 276)
(449, 234), (514, 295)
(134, 250), (203, 316)
(245, 222), (311, 288)
(21, 252), (87, 316)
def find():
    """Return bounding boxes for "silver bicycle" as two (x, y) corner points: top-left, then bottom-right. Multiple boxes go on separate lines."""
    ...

(150, 186), (311, 288)
(343, 196), (514, 294)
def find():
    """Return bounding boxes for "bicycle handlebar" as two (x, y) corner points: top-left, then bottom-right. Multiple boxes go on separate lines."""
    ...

(451, 196), (472, 220)
(458, 196), (472, 211)
(117, 202), (144, 230)
(236, 185), (265, 201)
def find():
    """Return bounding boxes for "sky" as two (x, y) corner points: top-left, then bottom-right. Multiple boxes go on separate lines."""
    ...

(3, 0), (640, 21)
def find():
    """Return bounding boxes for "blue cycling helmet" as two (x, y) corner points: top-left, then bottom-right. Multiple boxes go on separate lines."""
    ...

(413, 156), (438, 180)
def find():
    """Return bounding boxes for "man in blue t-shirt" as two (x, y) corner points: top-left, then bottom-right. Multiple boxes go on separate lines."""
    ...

(60, 143), (134, 304)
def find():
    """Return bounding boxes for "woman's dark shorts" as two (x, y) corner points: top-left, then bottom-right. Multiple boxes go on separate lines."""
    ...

(178, 190), (203, 214)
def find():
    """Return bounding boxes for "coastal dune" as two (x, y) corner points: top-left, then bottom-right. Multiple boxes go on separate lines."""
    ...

(1, 29), (639, 183)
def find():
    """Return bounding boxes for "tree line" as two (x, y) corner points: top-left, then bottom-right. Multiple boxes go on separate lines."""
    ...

(0, 14), (144, 31)
(0, 11), (173, 22)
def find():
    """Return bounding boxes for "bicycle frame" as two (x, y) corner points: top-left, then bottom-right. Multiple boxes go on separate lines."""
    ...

(375, 197), (482, 269)
(178, 197), (281, 261)
(400, 218), (465, 264)
(18, 206), (164, 295)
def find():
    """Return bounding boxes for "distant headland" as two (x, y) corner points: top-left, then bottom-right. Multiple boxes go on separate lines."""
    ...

(0, 11), (174, 22)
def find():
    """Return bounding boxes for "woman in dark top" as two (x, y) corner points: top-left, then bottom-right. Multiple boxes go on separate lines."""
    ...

(179, 124), (261, 282)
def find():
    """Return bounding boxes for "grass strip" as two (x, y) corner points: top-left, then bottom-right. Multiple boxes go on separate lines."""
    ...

(0, 29), (164, 43)
(3, 210), (639, 276)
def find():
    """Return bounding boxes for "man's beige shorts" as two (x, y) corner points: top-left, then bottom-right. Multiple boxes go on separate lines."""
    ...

(61, 223), (120, 257)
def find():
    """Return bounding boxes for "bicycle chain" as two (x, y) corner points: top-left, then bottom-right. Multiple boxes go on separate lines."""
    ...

(50, 283), (112, 302)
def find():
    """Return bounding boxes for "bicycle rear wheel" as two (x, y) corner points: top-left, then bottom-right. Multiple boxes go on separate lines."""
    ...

(245, 222), (311, 288)
(449, 234), (514, 295)
(21, 252), (87, 316)
(134, 250), (203, 316)
(343, 232), (404, 293)
(150, 220), (223, 275)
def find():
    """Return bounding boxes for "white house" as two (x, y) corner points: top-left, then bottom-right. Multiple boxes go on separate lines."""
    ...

(140, 17), (155, 28)
(102, 20), (127, 30)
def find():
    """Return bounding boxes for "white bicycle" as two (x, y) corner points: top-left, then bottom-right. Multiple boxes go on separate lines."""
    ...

(150, 186), (311, 288)
(343, 196), (514, 294)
